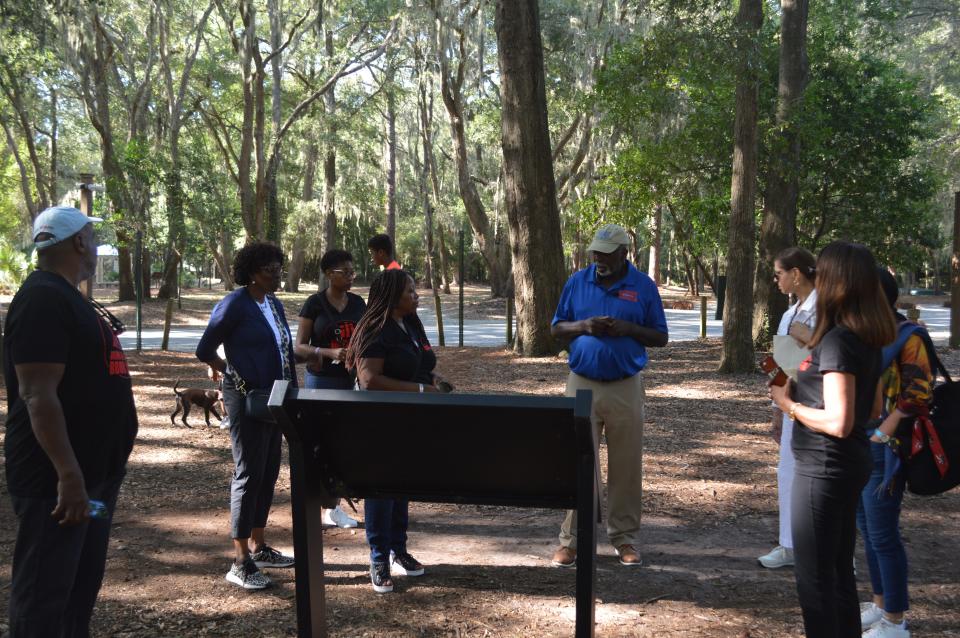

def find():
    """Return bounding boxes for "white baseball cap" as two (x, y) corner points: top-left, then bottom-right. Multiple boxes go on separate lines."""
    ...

(587, 223), (630, 254)
(33, 206), (103, 250)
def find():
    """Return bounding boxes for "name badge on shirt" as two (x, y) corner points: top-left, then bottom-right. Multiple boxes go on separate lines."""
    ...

(618, 289), (638, 302)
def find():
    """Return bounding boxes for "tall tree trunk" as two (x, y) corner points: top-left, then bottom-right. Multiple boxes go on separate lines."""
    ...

(649, 204), (662, 285)
(495, 0), (565, 355)
(157, 169), (184, 299)
(753, 0), (808, 346)
(264, 0), (284, 244)
(384, 62), (398, 243)
(436, 10), (508, 297)
(236, 0), (257, 240)
(322, 147), (336, 266)
(0, 116), (38, 217)
(0, 70), (50, 212)
(219, 226), (235, 290)
(287, 138), (318, 292)
(48, 87), (58, 204)
(437, 223), (452, 292)
(319, 25), (338, 290)
(141, 248), (152, 300)
(720, 0), (762, 373)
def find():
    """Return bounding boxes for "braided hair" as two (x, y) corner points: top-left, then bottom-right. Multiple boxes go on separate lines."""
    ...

(346, 269), (414, 370)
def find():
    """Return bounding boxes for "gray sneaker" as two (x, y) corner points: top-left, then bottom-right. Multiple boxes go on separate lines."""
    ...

(225, 558), (271, 590)
(758, 545), (794, 569)
(251, 545), (295, 568)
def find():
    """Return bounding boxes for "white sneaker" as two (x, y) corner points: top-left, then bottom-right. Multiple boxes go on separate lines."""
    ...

(861, 602), (883, 630)
(322, 505), (359, 528)
(862, 617), (910, 638)
(758, 545), (794, 569)
(219, 415), (231, 430)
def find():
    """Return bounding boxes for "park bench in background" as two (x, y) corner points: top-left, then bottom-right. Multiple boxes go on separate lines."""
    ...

(269, 382), (598, 638)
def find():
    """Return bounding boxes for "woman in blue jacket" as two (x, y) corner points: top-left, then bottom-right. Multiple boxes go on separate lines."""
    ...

(196, 242), (297, 590)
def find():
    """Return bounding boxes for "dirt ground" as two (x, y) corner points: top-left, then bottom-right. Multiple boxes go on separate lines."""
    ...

(1, 338), (958, 637)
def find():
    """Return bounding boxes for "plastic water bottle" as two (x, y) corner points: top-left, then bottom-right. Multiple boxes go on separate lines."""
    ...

(88, 500), (109, 519)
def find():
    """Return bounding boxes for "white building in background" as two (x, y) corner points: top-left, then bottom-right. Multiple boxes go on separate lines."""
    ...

(96, 244), (119, 284)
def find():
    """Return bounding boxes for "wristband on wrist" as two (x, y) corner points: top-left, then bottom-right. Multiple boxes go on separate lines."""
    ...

(418, 383), (424, 393)
(788, 402), (800, 421)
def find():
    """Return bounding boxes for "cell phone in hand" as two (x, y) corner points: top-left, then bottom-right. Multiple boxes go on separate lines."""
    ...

(760, 355), (788, 387)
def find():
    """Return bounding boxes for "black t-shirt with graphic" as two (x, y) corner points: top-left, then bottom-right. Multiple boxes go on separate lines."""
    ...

(792, 325), (878, 480)
(299, 290), (366, 379)
(3, 270), (138, 497)
(360, 314), (436, 384)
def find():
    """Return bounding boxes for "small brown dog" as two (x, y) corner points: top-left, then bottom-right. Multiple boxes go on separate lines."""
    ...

(171, 380), (223, 427)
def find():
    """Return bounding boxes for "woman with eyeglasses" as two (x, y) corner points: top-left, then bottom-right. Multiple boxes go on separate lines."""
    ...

(196, 241), (297, 591)
(294, 249), (366, 529)
(758, 247), (817, 570)
(770, 241), (896, 637)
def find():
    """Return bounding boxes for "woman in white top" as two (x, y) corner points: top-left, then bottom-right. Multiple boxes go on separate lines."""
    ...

(758, 246), (818, 569)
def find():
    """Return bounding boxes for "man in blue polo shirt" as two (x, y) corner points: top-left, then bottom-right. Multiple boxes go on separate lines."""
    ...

(550, 223), (668, 568)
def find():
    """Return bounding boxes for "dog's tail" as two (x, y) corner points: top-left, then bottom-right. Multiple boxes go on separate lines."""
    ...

(174, 379), (184, 396)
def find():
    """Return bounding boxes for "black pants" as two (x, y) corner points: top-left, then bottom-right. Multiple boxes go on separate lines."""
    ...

(791, 471), (869, 638)
(8, 475), (124, 638)
(223, 380), (283, 539)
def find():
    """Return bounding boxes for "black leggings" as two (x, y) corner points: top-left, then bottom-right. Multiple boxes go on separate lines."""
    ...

(791, 471), (869, 638)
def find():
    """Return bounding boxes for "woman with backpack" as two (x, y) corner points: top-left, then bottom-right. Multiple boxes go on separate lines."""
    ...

(857, 270), (933, 638)
(770, 241), (896, 637)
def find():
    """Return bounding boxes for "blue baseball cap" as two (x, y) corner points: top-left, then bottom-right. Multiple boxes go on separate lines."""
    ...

(33, 206), (102, 250)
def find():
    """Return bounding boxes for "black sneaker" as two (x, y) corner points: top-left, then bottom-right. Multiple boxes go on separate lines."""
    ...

(390, 551), (425, 577)
(225, 558), (272, 590)
(250, 545), (295, 568)
(371, 561), (393, 593)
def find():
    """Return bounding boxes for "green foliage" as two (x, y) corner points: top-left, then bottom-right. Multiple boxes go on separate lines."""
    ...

(0, 235), (29, 292)
(795, 49), (944, 270)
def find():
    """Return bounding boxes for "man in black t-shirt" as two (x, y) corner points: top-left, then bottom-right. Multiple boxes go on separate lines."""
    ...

(4, 206), (138, 637)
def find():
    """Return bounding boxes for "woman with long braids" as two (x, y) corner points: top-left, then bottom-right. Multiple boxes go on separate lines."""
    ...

(346, 268), (449, 593)
(770, 241), (896, 637)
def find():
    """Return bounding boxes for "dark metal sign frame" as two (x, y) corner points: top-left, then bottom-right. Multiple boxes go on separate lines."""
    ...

(269, 382), (597, 638)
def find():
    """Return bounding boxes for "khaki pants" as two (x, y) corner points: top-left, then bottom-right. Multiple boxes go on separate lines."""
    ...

(559, 371), (645, 550)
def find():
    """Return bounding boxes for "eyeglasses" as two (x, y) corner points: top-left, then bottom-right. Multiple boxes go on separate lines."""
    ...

(89, 298), (125, 335)
(260, 264), (284, 275)
(330, 269), (356, 278)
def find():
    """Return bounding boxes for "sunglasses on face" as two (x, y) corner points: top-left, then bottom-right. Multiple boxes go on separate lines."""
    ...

(330, 269), (356, 278)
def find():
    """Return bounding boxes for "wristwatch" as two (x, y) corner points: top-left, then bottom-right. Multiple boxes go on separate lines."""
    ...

(872, 430), (891, 444)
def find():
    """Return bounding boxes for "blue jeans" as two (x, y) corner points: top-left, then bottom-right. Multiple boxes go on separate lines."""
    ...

(8, 475), (124, 638)
(304, 370), (354, 390)
(857, 441), (909, 613)
(365, 499), (409, 564)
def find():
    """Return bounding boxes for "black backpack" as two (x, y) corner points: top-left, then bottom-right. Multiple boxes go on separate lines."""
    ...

(884, 323), (960, 495)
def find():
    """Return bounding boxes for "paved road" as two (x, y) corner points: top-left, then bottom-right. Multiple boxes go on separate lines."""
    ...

(118, 303), (950, 352)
